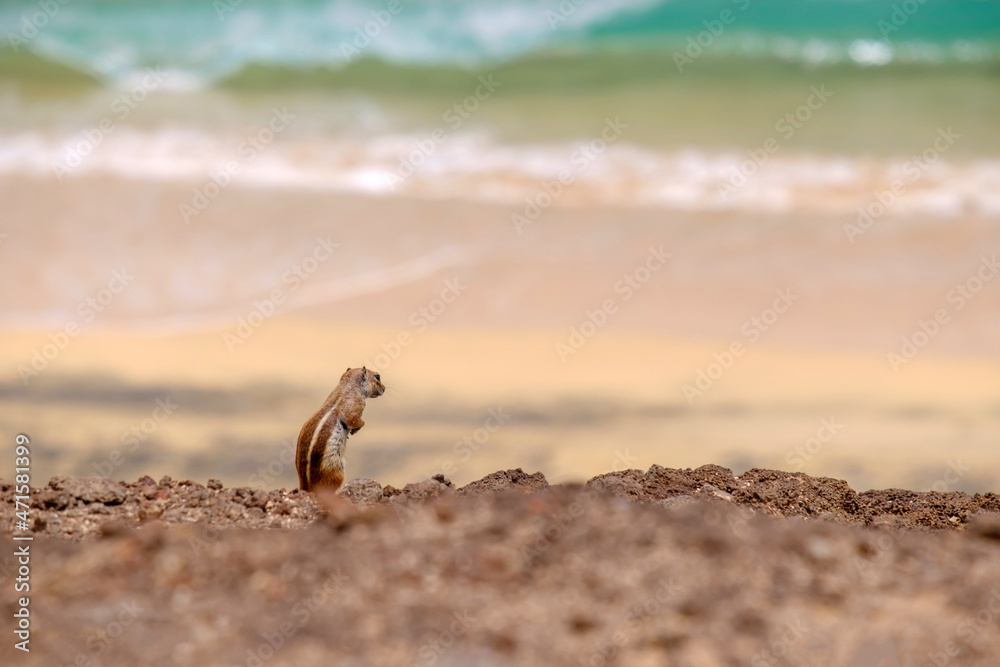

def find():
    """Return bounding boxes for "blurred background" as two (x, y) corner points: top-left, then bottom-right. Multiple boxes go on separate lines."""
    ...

(1, 0), (998, 492)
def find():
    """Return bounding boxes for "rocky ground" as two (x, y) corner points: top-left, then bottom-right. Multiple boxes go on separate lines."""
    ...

(2, 465), (1000, 666)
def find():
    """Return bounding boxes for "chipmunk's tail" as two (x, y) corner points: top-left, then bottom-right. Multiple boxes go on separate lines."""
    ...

(295, 421), (313, 491)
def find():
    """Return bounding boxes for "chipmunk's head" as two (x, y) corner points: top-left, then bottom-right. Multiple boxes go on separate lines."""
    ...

(342, 366), (385, 398)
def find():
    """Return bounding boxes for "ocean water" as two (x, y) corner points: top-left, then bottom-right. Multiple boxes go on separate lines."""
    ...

(1, 0), (998, 217)
(3, 0), (999, 81)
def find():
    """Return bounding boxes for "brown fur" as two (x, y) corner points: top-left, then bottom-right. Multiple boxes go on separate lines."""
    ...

(296, 367), (385, 492)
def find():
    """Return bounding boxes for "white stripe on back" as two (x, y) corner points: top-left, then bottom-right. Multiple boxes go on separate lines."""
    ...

(306, 405), (336, 484)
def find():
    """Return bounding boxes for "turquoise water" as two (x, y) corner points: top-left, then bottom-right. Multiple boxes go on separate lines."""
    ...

(1, 0), (997, 215)
(2, 0), (998, 86)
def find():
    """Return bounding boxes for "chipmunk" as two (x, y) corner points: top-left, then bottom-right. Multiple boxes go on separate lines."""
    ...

(296, 367), (385, 492)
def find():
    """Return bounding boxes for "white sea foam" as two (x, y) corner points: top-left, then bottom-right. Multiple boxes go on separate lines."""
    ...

(2, 128), (997, 220)
(1, 124), (996, 333)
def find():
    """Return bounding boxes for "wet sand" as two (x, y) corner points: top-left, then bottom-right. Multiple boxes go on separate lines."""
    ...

(2, 174), (999, 492)
(3, 318), (999, 492)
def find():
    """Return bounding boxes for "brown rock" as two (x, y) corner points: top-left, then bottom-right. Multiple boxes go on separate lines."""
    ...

(858, 488), (980, 529)
(458, 468), (548, 496)
(732, 468), (860, 521)
(246, 490), (269, 509)
(399, 477), (455, 502)
(586, 469), (645, 500)
(33, 489), (72, 510)
(643, 464), (702, 499)
(48, 475), (127, 505)
(339, 478), (384, 505)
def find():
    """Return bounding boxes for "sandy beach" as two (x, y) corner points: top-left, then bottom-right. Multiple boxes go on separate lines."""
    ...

(4, 2), (1000, 665)
(3, 175), (999, 493)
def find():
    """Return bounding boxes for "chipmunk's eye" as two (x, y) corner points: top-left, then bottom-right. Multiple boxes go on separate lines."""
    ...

(374, 373), (381, 382)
